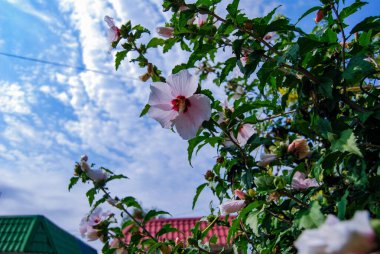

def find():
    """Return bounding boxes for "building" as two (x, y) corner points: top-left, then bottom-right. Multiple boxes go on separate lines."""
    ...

(125, 217), (236, 253)
(0, 215), (97, 254)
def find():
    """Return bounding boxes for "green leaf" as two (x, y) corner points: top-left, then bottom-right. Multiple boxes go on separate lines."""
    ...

(254, 175), (275, 191)
(86, 188), (97, 206)
(156, 224), (178, 237)
(192, 183), (208, 209)
(246, 209), (262, 236)
(331, 129), (363, 157)
(68, 177), (79, 191)
(139, 104), (150, 117)
(227, 0), (240, 18)
(143, 210), (170, 224)
(121, 196), (142, 210)
(147, 38), (165, 48)
(299, 202), (325, 229)
(350, 16), (380, 34)
(339, 1), (367, 20)
(209, 234), (218, 244)
(343, 53), (376, 83)
(220, 57), (237, 83)
(115, 50), (128, 70)
(188, 135), (208, 165)
(172, 63), (188, 74)
(296, 6), (321, 24)
(337, 190), (349, 219)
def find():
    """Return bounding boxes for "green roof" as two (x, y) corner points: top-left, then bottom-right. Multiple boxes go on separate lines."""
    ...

(0, 215), (97, 254)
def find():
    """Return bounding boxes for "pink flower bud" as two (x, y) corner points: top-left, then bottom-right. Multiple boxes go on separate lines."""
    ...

(234, 189), (246, 200)
(81, 154), (88, 162)
(220, 200), (245, 215)
(156, 27), (174, 38)
(195, 14), (208, 27)
(288, 139), (310, 159)
(315, 9), (324, 23)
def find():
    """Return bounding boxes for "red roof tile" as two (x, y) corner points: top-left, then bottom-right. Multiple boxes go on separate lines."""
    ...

(124, 217), (234, 246)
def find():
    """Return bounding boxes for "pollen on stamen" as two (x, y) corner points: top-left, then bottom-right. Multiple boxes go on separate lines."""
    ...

(171, 96), (191, 113)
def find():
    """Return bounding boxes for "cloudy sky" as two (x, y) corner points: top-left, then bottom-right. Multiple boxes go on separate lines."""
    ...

(0, 0), (378, 251)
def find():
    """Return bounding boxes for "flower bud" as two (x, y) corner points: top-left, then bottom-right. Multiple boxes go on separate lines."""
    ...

(274, 176), (286, 190)
(207, 214), (216, 222)
(287, 139), (310, 160)
(234, 189), (246, 200)
(147, 63), (154, 75)
(248, 189), (256, 197)
(81, 154), (88, 161)
(216, 156), (224, 164)
(315, 9), (324, 23)
(139, 73), (150, 82)
(204, 170), (215, 181)
(220, 200), (246, 215)
(156, 27), (174, 38)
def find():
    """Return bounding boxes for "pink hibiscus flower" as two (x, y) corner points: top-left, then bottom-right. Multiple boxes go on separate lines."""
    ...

(291, 171), (319, 190)
(148, 70), (211, 140)
(79, 207), (111, 241)
(104, 16), (120, 46)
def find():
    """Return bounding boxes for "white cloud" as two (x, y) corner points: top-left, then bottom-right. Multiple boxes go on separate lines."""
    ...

(0, 81), (31, 114)
(5, 0), (54, 23)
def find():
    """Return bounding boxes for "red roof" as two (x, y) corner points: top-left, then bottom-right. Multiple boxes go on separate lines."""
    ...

(124, 217), (234, 246)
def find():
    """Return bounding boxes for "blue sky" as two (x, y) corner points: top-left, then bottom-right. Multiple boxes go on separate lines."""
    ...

(0, 0), (379, 251)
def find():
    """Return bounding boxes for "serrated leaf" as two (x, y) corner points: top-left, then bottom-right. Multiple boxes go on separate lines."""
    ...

(331, 129), (363, 157)
(139, 104), (150, 117)
(343, 54), (376, 83)
(68, 177), (79, 191)
(350, 16), (380, 34)
(155, 224), (178, 237)
(339, 1), (367, 20)
(227, 0), (240, 18)
(147, 38), (165, 48)
(246, 209), (262, 236)
(192, 183), (208, 209)
(188, 135), (208, 165)
(299, 202), (325, 229)
(86, 188), (97, 206)
(115, 50), (128, 70)
(220, 57), (236, 83)
(296, 6), (321, 24)
(143, 210), (170, 224)
(337, 190), (349, 219)
(121, 196), (142, 210)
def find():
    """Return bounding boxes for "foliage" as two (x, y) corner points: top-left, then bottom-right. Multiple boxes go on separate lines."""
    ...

(69, 0), (380, 253)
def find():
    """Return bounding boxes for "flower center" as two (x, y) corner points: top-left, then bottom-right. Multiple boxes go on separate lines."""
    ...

(171, 96), (191, 113)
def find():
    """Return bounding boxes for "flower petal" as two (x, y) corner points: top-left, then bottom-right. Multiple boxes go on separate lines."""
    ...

(148, 82), (173, 106)
(173, 94), (211, 139)
(104, 16), (116, 28)
(149, 105), (178, 129)
(237, 124), (255, 146)
(166, 70), (198, 97)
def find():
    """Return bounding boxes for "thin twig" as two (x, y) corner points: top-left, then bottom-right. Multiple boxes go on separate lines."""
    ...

(99, 187), (159, 243)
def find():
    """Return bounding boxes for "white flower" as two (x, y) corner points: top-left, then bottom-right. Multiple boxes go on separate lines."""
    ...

(294, 210), (376, 254)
